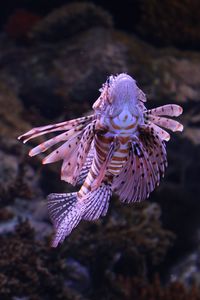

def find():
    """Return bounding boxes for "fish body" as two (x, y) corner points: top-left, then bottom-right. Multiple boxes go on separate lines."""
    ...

(18, 73), (183, 247)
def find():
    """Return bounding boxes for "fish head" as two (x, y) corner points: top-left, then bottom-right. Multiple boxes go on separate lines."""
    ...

(93, 73), (145, 123)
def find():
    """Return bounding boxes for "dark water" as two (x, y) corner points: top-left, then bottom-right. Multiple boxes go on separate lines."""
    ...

(0, 1), (200, 299)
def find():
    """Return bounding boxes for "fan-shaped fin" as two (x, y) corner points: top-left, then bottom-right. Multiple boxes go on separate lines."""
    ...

(82, 183), (112, 220)
(47, 192), (84, 247)
(76, 145), (94, 185)
(112, 129), (167, 203)
(29, 123), (86, 157)
(147, 115), (183, 132)
(42, 132), (83, 164)
(143, 122), (170, 141)
(18, 115), (94, 143)
(147, 104), (183, 117)
(61, 121), (96, 184)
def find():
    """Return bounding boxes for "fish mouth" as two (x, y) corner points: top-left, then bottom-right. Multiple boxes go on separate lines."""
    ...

(110, 116), (138, 130)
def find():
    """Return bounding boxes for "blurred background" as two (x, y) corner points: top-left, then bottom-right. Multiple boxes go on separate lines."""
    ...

(0, 0), (200, 299)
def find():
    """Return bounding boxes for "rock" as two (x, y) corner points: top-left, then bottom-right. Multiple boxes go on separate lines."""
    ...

(28, 2), (113, 43)
(0, 81), (29, 138)
(0, 27), (128, 121)
(170, 251), (200, 288)
(136, 0), (200, 50)
(0, 150), (19, 188)
(65, 258), (91, 292)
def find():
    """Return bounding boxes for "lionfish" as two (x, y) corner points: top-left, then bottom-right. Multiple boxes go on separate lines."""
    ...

(18, 73), (183, 247)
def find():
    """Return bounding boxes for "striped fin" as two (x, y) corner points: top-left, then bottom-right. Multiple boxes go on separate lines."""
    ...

(137, 87), (146, 102)
(76, 144), (94, 185)
(112, 143), (149, 203)
(18, 115), (95, 143)
(139, 127), (167, 179)
(70, 121), (96, 185)
(82, 183), (112, 220)
(47, 192), (84, 247)
(147, 115), (183, 132)
(112, 130), (167, 203)
(147, 104), (183, 117)
(47, 184), (112, 246)
(43, 132), (83, 164)
(42, 120), (96, 166)
(60, 143), (81, 183)
(131, 142), (154, 202)
(144, 122), (170, 141)
(29, 123), (86, 157)
(143, 104), (183, 142)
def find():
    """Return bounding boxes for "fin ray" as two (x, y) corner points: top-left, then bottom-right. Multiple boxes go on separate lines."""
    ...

(82, 183), (112, 220)
(47, 192), (84, 247)
(112, 129), (167, 202)
(69, 121), (96, 184)
(76, 145), (94, 185)
(18, 115), (95, 143)
(147, 115), (183, 132)
(143, 122), (170, 141)
(147, 104), (183, 117)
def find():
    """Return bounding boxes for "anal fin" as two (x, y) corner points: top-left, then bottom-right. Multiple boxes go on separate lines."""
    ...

(82, 183), (112, 221)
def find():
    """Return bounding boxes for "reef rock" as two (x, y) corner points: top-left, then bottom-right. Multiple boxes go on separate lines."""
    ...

(0, 81), (29, 138)
(28, 2), (113, 43)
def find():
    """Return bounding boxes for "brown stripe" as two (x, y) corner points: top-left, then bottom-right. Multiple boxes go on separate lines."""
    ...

(90, 168), (96, 179)
(112, 156), (126, 161)
(96, 147), (107, 160)
(110, 118), (121, 130)
(119, 136), (130, 144)
(125, 123), (136, 129)
(77, 191), (83, 198)
(95, 140), (110, 152)
(96, 141), (128, 154)
(97, 135), (113, 143)
(109, 165), (122, 170)
(93, 157), (102, 172)
(118, 148), (129, 153)
(83, 181), (91, 191)
(95, 142), (108, 153)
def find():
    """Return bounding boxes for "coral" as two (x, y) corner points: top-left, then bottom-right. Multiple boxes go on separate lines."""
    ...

(0, 160), (33, 208)
(112, 274), (200, 300)
(0, 202), (176, 300)
(59, 200), (175, 295)
(0, 220), (86, 300)
(28, 2), (113, 42)
(137, 0), (200, 49)
(0, 218), (199, 300)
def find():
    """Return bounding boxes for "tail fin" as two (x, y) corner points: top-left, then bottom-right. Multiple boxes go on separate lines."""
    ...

(47, 192), (84, 247)
(82, 183), (112, 220)
(47, 184), (112, 247)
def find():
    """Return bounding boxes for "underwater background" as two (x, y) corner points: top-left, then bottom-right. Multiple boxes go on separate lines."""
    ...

(0, 0), (200, 299)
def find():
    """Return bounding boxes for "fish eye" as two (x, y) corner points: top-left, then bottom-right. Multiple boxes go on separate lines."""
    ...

(106, 76), (110, 86)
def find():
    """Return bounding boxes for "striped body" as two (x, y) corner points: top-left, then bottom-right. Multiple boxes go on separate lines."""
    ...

(18, 73), (184, 246)
(78, 104), (141, 198)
